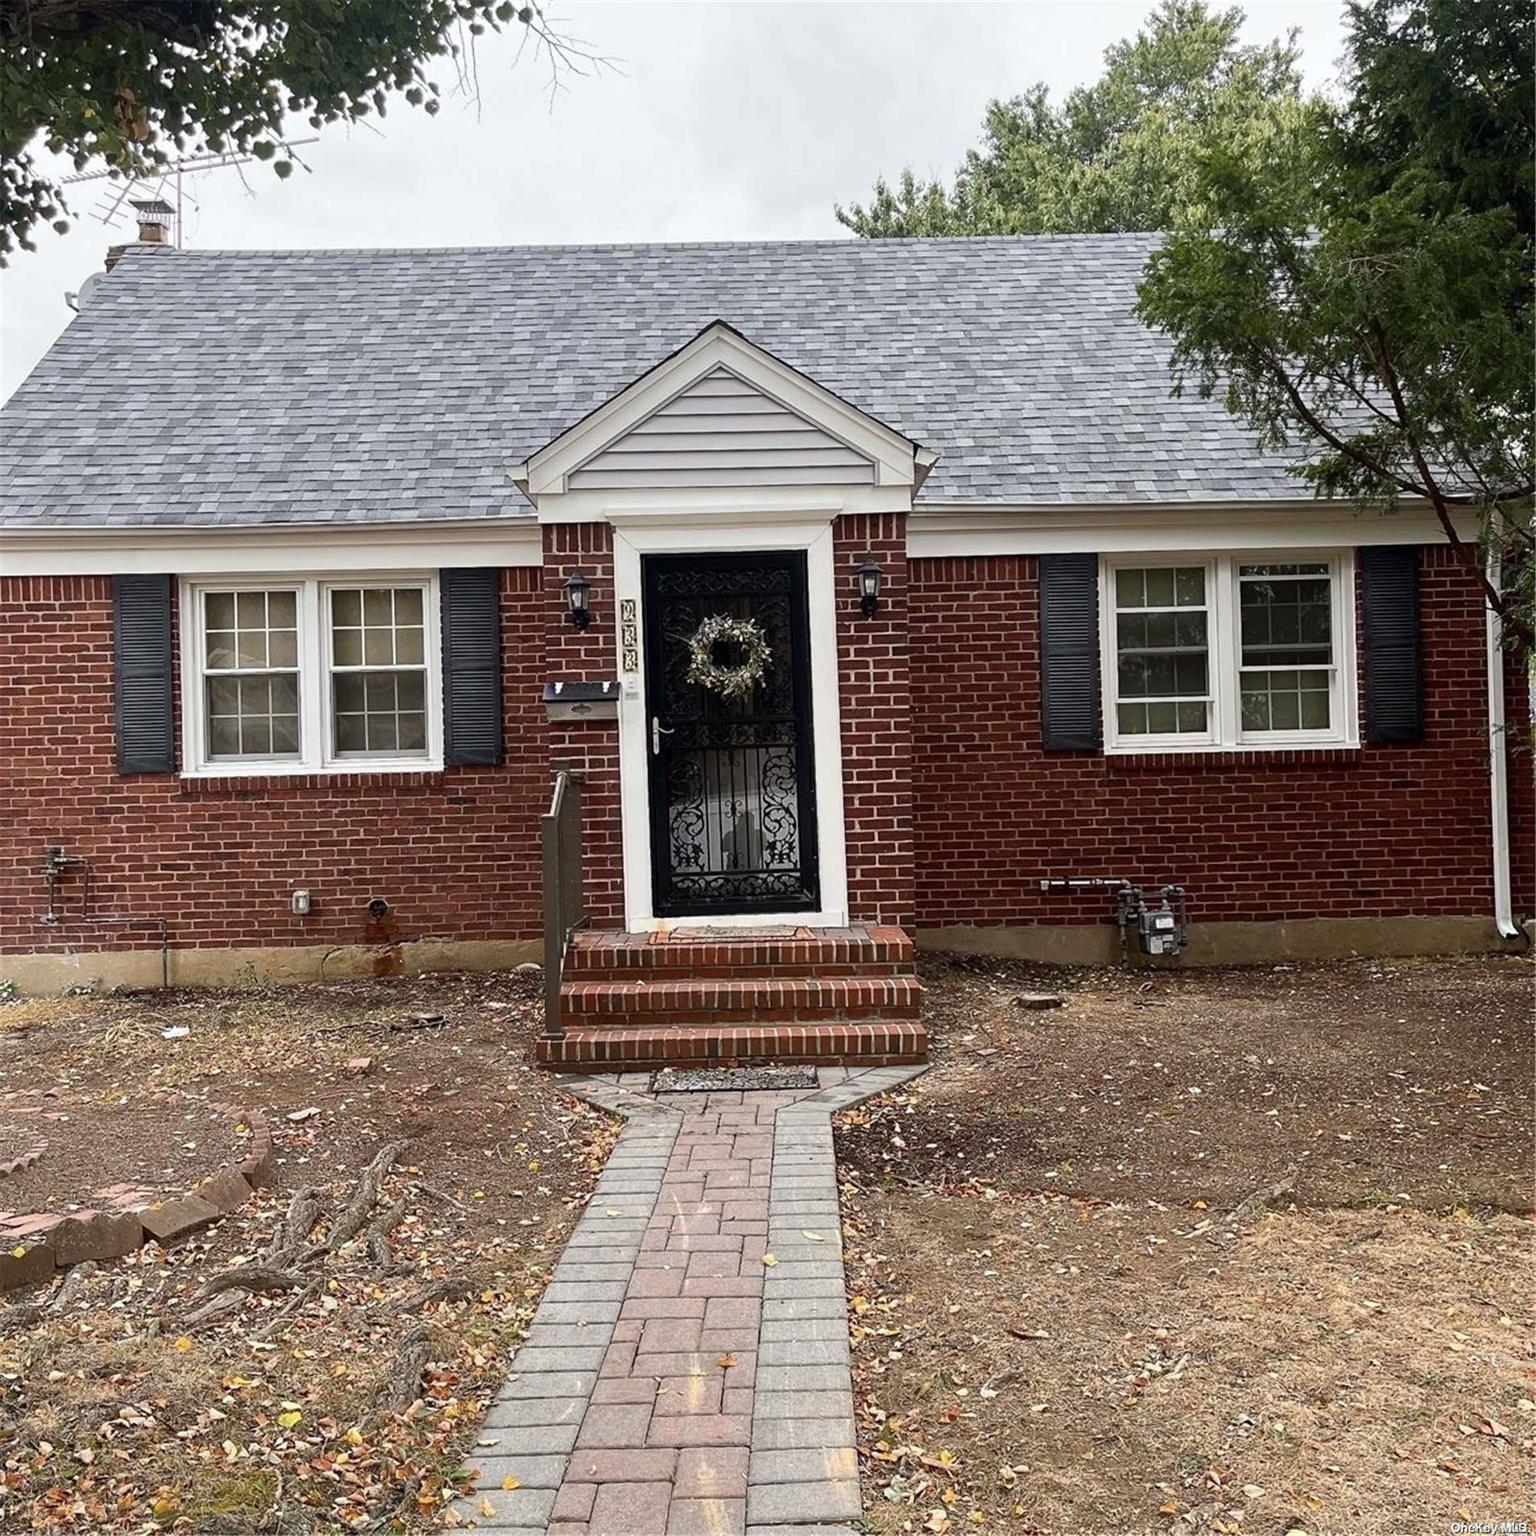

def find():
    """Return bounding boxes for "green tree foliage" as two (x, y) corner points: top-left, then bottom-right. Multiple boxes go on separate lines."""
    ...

(836, 0), (1310, 237)
(0, 0), (575, 260)
(1136, 0), (1534, 637)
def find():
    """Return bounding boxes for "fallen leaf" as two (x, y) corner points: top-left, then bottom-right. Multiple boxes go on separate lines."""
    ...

(174, 1336), (192, 1353)
(717, 1354), (739, 1369)
(762, 1253), (778, 1267)
(801, 1230), (826, 1242)
(500, 1476), (521, 1491)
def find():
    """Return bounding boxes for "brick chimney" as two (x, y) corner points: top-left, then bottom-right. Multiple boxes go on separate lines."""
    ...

(105, 197), (175, 272)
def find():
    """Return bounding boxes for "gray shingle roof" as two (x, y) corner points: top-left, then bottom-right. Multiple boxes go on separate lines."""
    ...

(0, 236), (1307, 529)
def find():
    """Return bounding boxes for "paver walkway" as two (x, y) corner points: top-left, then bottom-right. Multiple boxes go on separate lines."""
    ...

(458, 1065), (924, 1535)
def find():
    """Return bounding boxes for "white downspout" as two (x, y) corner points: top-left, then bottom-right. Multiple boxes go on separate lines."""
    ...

(1485, 555), (1519, 938)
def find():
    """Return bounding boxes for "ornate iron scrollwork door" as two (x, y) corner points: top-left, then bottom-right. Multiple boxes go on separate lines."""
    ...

(643, 552), (819, 917)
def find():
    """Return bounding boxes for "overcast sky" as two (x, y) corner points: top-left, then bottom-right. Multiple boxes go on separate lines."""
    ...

(0, 0), (1346, 400)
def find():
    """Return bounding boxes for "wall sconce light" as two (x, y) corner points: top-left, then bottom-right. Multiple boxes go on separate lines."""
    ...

(857, 557), (882, 617)
(564, 569), (592, 630)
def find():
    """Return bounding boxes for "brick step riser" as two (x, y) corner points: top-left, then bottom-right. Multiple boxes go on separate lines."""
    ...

(560, 980), (921, 1021)
(566, 961), (912, 982)
(558, 1005), (922, 1029)
(536, 1024), (928, 1071)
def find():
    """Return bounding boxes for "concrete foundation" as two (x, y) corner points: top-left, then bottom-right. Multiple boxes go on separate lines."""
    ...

(1, 935), (542, 996)
(916, 914), (1527, 967)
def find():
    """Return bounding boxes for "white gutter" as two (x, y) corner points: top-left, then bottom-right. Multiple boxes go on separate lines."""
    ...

(1485, 555), (1519, 938)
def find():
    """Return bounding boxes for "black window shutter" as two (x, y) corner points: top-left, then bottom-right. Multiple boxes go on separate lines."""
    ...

(112, 574), (174, 773)
(1039, 552), (1102, 750)
(1360, 545), (1423, 744)
(440, 567), (503, 766)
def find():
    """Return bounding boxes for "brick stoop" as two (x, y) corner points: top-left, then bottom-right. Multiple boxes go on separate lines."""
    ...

(534, 924), (927, 1070)
(537, 1021), (927, 1070)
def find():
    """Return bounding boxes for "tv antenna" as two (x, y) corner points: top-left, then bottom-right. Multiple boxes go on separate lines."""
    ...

(61, 139), (318, 247)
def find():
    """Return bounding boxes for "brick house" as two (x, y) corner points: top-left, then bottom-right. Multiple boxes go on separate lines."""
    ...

(2, 236), (1529, 1066)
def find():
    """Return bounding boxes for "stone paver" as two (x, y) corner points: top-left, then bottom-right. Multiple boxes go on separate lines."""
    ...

(457, 1064), (925, 1531)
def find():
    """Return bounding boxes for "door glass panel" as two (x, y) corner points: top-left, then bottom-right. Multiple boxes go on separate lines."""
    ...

(646, 557), (817, 915)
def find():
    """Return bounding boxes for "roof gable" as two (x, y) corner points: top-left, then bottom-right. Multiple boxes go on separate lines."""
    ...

(567, 365), (876, 491)
(516, 320), (921, 500)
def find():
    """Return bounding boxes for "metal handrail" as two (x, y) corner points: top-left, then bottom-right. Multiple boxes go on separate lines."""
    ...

(542, 770), (586, 1038)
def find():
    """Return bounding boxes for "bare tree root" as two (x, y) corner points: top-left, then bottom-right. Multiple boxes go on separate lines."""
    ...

(249, 1273), (325, 1344)
(368, 1321), (432, 1423)
(328, 1141), (406, 1253)
(1226, 1167), (1298, 1227)
(377, 1275), (477, 1320)
(366, 1191), (411, 1272)
(264, 1184), (328, 1265)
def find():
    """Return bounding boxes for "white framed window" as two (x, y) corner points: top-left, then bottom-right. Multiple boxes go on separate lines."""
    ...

(180, 575), (442, 776)
(1101, 553), (1357, 753)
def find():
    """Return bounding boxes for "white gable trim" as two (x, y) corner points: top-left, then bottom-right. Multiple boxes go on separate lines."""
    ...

(513, 322), (921, 503)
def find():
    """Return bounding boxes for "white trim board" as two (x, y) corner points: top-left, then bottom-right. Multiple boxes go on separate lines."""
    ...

(612, 516), (850, 933)
(907, 502), (1474, 558)
(1, 520), (542, 578)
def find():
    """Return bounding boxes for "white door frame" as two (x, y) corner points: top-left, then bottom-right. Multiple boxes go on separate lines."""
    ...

(611, 514), (850, 932)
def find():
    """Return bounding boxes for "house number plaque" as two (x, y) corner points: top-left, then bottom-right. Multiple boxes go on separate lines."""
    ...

(619, 599), (639, 673)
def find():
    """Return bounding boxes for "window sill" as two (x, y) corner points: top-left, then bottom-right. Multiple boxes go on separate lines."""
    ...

(179, 762), (446, 795)
(1103, 744), (1363, 771)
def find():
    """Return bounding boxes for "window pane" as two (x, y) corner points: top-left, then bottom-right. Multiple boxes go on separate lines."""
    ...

(363, 589), (392, 626)
(235, 590), (266, 628)
(1241, 669), (1332, 734)
(206, 630), (237, 669)
(267, 591), (297, 627)
(206, 593), (235, 629)
(235, 629), (269, 667)
(394, 589), (424, 625)
(268, 628), (298, 668)
(1115, 568), (1146, 608)
(332, 667), (428, 757)
(335, 713), (367, 753)
(1143, 567), (1176, 608)
(332, 589), (362, 626)
(270, 714), (301, 754)
(395, 625), (425, 665)
(395, 673), (425, 711)
(363, 627), (394, 665)
(209, 716), (240, 756)
(1112, 566), (1209, 735)
(1241, 570), (1332, 667)
(333, 627), (363, 666)
(206, 671), (299, 758)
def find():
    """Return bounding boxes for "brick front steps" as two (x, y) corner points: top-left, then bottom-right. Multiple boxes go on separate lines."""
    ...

(534, 925), (927, 1071)
(538, 1021), (927, 1071)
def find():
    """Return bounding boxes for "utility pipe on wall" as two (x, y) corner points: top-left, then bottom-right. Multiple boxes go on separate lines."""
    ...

(1485, 556), (1519, 938)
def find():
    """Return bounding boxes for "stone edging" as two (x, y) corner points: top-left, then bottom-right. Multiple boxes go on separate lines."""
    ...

(0, 1100), (274, 1292)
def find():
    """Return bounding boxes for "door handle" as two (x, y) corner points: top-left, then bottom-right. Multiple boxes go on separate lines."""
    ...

(651, 717), (675, 756)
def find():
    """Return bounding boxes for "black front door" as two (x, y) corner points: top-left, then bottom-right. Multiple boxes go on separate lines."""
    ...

(643, 552), (819, 917)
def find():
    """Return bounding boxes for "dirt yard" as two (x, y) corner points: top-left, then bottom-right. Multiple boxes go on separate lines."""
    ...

(836, 952), (1535, 1536)
(0, 970), (615, 1533)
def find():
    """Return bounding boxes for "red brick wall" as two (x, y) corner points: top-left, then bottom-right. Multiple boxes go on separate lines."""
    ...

(908, 545), (1535, 931)
(835, 513), (914, 928)
(0, 572), (548, 958)
(542, 523), (623, 928)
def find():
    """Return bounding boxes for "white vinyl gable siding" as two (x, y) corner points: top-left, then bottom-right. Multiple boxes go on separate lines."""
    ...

(566, 366), (876, 490)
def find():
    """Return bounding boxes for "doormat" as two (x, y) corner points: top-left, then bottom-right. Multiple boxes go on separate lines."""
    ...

(649, 1066), (819, 1094)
